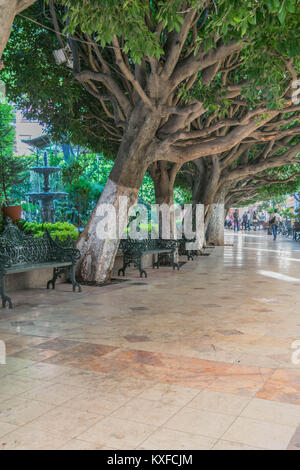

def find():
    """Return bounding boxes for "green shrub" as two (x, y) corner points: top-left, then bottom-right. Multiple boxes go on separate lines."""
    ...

(23, 221), (79, 242)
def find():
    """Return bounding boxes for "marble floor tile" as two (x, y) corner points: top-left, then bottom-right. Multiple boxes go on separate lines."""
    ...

(33, 337), (82, 351)
(53, 368), (115, 390)
(165, 407), (236, 439)
(28, 405), (101, 439)
(188, 390), (251, 416)
(13, 362), (71, 380)
(212, 440), (264, 450)
(256, 370), (300, 405)
(241, 398), (300, 426)
(77, 416), (157, 449)
(111, 397), (181, 426)
(0, 357), (36, 376)
(1, 232), (299, 449)
(10, 348), (60, 362)
(0, 423), (68, 450)
(63, 389), (133, 415)
(44, 343), (117, 368)
(20, 382), (87, 405)
(138, 383), (200, 407)
(0, 421), (17, 439)
(0, 393), (11, 404)
(59, 439), (116, 450)
(222, 417), (296, 450)
(0, 375), (44, 396)
(287, 425), (300, 450)
(0, 397), (55, 426)
(139, 428), (216, 450)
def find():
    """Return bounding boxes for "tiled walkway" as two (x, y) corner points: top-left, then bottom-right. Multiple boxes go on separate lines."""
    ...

(0, 231), (300, 450)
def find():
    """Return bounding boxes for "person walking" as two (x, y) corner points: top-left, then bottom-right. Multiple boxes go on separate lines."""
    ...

(224, 215), (230, 228)
(252, 210), (257, 231)
(242, 212), (248, 231)
(233, 209), (240, 232)
(247, 211), (251, 231)
(269, 209), (282, 241)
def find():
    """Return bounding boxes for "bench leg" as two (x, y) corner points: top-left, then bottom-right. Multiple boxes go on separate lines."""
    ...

(118, 256), (130, 277)
(171, 252), (180, 271)
(137, 257), (147, 278)
(119, 253), (147, 278)
(139, 267), (147, 278)
(71, 265), (82, 293)
(153, 254), (159, 269)
(47, 268), (59, 290)
(0, 274), (13, 309)
(118, 268), (124, 276)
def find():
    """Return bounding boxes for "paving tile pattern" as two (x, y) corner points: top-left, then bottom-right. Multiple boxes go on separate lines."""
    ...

(0, 232), (300, 449)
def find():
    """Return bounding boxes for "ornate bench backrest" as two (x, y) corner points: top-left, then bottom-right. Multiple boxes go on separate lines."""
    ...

(119, 238), (149, 254)
(0, 220), (56, 267)
(119, 238), (178, 253)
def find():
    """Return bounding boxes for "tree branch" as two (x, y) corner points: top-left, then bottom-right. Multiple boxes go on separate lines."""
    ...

(162, 8), (197, 79)
(112, 36), (153, 109)
(170, 40), (243, 88)
(75, 70), (132, 117)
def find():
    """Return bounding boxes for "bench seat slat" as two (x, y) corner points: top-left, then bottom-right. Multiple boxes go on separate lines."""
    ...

(129, 249), (173, 255)
(5, 262), (72, 274)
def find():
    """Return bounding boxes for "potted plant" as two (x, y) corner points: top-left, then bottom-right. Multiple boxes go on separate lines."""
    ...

(0, 152), (31, 221)
(0, 103), (29, 222)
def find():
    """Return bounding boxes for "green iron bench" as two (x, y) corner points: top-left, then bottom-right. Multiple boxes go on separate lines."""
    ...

(118, 238), (180, 278)
(178, 235), (200, 260)
(0, 219), (82, 309)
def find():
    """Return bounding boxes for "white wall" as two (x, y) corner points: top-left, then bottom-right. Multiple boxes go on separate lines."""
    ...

(14, 110), (44, 155)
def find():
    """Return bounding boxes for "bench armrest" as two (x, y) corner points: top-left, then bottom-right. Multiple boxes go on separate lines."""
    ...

(157, 239), (179, 250)
(119, 239), (142, 255)
(51, 246), (81, 264)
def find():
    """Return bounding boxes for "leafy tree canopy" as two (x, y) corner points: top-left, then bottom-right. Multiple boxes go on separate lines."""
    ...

(0, 102), (31, 205)
(2, 0), (299, 161)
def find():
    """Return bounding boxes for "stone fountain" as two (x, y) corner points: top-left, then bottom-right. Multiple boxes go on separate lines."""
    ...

(26, 152), (67, 223)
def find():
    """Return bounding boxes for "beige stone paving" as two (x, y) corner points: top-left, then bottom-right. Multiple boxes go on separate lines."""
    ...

(0, 231), (299, 449)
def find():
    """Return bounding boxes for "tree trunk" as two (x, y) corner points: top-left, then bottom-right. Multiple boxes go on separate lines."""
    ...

(205, 202), (225, 246)
(190, 203), (205, 251)
(148, 161), (179, 239)
(76, 178), (141, 283)
(0, 1), (36, 59)
(76, 103), (161, 283)
(152, 166), (174, 206)
(0, 0), (18, 59)
(76, 157), (148, 284)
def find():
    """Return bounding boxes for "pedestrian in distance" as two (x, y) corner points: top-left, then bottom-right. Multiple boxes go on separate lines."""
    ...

(269, 209), (282, 241)
(233, 209), (240, 232)
(242, 212), (248, 231)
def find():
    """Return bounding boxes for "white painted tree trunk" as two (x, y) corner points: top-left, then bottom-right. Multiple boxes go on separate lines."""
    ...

(76, 179), (139, 283)
(0, 0), (17, 59)
(184, 203), (205, 252)
(0, 1), (36, 58)
(206, 203), (225, 246)
(76, 100), (160, 283)
(195, 203), (205, 250)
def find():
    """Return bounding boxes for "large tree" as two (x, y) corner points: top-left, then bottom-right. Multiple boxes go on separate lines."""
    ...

(3, 0), (300, 282)
(179, 104), (300, 244)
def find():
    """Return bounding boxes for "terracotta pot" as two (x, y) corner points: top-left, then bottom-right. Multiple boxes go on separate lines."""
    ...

(2, 205), (22, 223)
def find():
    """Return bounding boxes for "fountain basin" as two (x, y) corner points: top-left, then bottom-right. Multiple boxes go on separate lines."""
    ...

(31, 167), (62, 175)
(27, 192), (68, 201)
